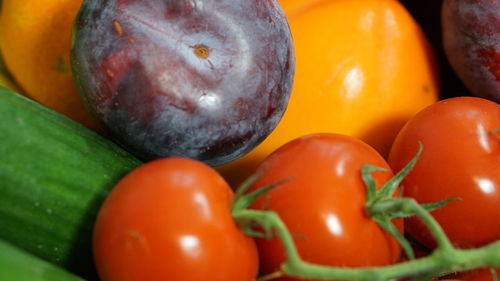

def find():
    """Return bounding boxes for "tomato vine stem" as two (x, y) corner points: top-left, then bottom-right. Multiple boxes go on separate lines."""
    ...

(231, 142), (500, 281)
(369, 198), (454, 253)
(233, 208), (500, 281)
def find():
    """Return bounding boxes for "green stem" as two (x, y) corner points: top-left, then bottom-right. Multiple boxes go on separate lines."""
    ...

(234, 209), (500, 281)
(372, 216), (415, 260)
(369, 198), (454, 253)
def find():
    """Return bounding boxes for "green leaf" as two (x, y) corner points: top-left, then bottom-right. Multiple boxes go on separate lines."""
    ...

(378, 197), (460, 220)
(361, 165), (388, 201)
(233, 170), (264, 201)
(373, 216), (415, 260)
(378, 142), (423, 199)
(421, 197), (461, 213)
(242, 228), (273, 239)
(232, 178), (292, 212)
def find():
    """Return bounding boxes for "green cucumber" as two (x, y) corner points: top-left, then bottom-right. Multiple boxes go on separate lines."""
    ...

(0, 239), (86, 281)
(0, 87), (142, 279)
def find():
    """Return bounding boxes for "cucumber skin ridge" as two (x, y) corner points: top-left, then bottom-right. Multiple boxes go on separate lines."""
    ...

(0, 87), (142, 279)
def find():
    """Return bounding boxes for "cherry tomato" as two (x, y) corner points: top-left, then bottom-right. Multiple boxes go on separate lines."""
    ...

(93, 158), (258, 281)
(441, 268), (500, 281)
(249, 133), (402, 281)
(388, 97), (500, 249)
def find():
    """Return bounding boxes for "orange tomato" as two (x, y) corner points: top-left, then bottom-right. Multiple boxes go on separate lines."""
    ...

(217, 0), (439, 187)
(0, 0), (99, 130)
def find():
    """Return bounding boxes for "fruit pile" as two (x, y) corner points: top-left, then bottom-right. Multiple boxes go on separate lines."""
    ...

(0, 0), (498, 281)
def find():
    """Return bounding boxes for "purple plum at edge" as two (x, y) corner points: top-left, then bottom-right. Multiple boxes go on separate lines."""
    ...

(442, 0), (500, 103)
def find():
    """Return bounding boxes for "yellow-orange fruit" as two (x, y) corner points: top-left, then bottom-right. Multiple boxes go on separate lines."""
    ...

(0, 0), (99, 130)
(217, 0), (439, 187)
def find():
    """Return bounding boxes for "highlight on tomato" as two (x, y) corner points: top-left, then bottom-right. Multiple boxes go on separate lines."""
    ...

(388, 97), (500, 249)
(92, 158), (258, 281)
(248, 133), (403, 280)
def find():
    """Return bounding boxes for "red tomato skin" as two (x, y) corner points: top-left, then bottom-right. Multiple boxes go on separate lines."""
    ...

(93, 158), (258, 281)
(388, 97), (500, 249)
(249, 133), (402, 281)
(440, 268), (500, 281)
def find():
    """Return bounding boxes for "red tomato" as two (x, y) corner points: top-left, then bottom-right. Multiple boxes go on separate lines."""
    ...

(249, 133), (402, 281)
(93, 158), (258, 281)
(443, 268), (500, 281)
(388, 97), (500, 249)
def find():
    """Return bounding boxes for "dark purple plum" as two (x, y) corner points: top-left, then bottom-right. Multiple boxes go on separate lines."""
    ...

(442, 0), (500, 103)
(71, 0), (294, 166)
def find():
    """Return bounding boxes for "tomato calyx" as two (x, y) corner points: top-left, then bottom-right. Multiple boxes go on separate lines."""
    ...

(231, 171), (292, 237)
(363, 143), (459, 259)
(231, 171), (291, 214)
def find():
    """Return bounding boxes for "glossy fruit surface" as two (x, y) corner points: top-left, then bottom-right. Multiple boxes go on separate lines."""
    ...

(0, 0), (98, 130)
(93, 157), (258, 281)
(447, 268), (500, 281)
(249, 133), (402, 281)
(217, 0), (438, 186)
(71, 0), (294, 166)
(388, 97), (500, 249)
(442, 0), (500, 103)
